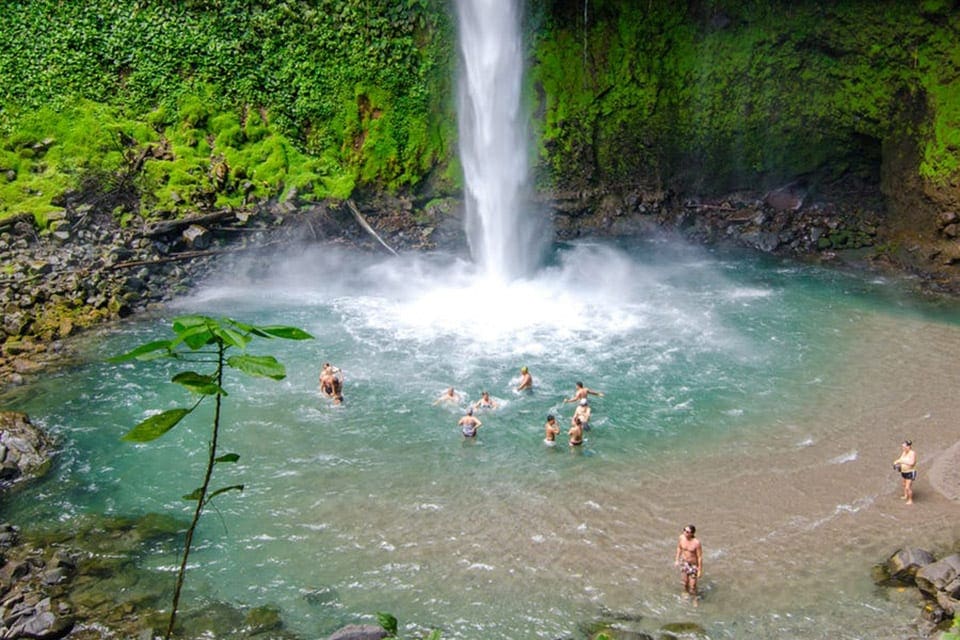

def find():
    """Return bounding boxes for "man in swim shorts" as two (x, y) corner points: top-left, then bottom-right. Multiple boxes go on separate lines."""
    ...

(893, 440), (917, 505)
(563, 381), (604, 404)
(674, 524), (703, 602)
(458, 407), (482, 438)
(544, 414), (560, 445)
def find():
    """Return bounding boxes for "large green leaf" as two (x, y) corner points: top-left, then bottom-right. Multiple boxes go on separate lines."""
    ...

(212, 325), (250, 350)
(172, 371), (226, 396)
(122, 408), (190, 442)
(172, 322), (217, 350)
(259, 325), (315, 340)
(108, 339), (172, 363)
(226, 354), (286, 379)
(171, 315), (210, 332)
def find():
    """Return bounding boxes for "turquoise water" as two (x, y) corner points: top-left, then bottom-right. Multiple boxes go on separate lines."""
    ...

(4, 238), (960, 638)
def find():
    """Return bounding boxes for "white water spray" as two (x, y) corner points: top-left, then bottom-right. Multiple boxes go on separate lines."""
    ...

(456, 0), (546, 281)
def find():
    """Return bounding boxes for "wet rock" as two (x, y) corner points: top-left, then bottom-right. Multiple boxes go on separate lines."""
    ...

(0, 412), (55, 487)
(882, 547), (936, 585)
(916, 554), (960, 598)
(182, 224), (211, 249)
(327, 624), (389, 640)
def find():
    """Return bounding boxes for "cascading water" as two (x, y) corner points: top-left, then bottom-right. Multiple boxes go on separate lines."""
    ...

(455, 0), (546, 281)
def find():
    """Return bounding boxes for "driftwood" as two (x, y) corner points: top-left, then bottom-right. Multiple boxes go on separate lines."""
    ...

(143, 209), (240, 237)
(346, 199), (397, 256)
(107, 241), (281, 270)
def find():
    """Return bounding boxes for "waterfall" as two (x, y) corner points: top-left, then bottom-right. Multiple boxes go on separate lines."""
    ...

(455, 0), (546, 281)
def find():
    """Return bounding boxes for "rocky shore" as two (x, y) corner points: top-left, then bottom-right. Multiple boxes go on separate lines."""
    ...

(6, 179), (960, 389)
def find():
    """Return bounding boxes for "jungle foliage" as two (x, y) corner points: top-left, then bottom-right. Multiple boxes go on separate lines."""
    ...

(0, 0), (457, 224)
(0, 1), (958, 227)
(529, 0), (960, 193)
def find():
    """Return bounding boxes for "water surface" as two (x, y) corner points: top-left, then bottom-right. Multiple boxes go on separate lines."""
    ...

(4, 238), (960, 639)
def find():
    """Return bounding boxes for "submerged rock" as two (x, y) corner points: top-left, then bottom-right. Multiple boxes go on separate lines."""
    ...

(327, 623), (389, 640)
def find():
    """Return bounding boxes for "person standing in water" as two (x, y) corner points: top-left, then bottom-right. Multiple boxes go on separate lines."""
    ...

(563, 381), (604, 404)
(543, 414), (560, 445)
(516, 366), (533, 391)
(568, 416), (584, 447)
(458, 407), (482, 438)
(674, 524), (703, 602)
(573, 398), (592, 430)
(893, 440), (918, 504)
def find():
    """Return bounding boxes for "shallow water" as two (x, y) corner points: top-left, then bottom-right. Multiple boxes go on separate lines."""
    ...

(4, 238), (960, 639)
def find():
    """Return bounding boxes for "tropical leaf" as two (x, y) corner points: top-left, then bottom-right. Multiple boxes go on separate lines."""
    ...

(171, 322), (217, 350)
(172, 371), (226, 396)
(227, 354), (286, 379)
(212, 325), (250, 349)
(259, 325), (315, 340)
(122, 408), (191, 442)
(206, 484), (244, 502)
(108, 339), (172, 362)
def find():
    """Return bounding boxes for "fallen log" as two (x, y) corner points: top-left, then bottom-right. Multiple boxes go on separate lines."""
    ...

(346, 199), (397, 256)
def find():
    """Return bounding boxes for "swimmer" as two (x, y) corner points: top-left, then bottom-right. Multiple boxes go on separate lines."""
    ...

(573, 398), (592, 431)
(544, 414), (560, 445)
(474, 390), (498, 410)
(563, 381), (604, 404)
(319, 363), (343, 404)
(458, 407), (482, 438)
(433, 387), (462, 406)
(516, 366), (533, 391)
(568, 416), (584, 447)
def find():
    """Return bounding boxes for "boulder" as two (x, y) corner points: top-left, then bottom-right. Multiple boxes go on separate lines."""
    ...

(884, 547), (936, 584)
(0, 412), (55, 486)
(915, 554), (960, 597)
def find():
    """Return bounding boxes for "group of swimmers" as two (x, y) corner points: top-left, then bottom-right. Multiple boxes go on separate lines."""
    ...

(435, 367), (606, 447)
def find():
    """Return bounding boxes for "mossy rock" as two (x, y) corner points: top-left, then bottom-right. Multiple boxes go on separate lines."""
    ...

(244, 604), (284, 634)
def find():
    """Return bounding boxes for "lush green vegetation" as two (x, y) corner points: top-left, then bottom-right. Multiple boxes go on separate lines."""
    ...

(0, 0), (958, 227)
(0, 0), (457, 225)
(529, 0), (960, 193)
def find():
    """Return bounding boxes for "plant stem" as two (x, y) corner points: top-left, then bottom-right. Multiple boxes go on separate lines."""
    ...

(164, 341), (225, 639)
